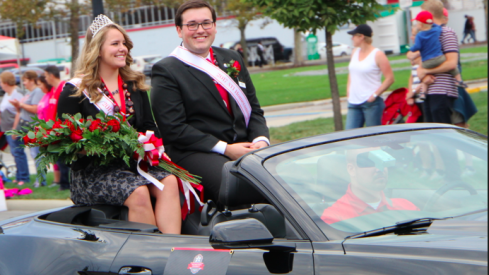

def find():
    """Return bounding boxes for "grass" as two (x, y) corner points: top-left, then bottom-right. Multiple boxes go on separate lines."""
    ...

(4, 172), (71, 200)
(252, 45), (488, 107)
(270, 91), (488, 144)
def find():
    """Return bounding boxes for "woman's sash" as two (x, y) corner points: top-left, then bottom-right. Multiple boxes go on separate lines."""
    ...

(68, 78), (115, 115)
(170, 46), (251, 127)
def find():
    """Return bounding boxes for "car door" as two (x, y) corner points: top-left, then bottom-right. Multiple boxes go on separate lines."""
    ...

(110, 225), (314, 275)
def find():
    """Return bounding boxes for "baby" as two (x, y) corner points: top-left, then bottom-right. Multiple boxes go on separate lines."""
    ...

(409, 10), (461, 85)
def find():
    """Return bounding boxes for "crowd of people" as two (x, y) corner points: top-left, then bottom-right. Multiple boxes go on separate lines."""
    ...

(345, 0), (477, 131)
(0, 0), (481, 233)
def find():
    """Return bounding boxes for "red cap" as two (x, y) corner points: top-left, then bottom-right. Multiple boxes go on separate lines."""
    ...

(412, 11), (434, 24)
(443, 8), (449, 17)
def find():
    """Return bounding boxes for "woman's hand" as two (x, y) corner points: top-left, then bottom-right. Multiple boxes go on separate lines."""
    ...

(163, 152), (171, 161)
(367, 94), (377, 103)
(9, 99), (20, 110)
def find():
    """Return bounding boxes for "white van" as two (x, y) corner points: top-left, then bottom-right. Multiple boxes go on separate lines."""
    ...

(131, 55), (163, 73)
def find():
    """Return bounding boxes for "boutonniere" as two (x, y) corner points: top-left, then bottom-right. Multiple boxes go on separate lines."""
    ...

(224, 60), (241, 78)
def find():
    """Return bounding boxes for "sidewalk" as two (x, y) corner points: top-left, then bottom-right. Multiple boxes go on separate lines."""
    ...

(0, 199), (73, 221)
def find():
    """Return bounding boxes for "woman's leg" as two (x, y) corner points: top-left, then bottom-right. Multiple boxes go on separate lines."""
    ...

(6, 136), (30, 183)
(364, 97), (385, 127)
(148, 175), (181, 234)
(124, 185), (156, 226)
(345, 103), (365, 130)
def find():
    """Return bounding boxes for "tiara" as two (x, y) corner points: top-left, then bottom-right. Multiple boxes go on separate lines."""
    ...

(90, 14), (114, 37)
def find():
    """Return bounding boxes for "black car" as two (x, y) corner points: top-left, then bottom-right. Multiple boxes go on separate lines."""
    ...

(229, 37), (293, 65)
(0, 124), (487, 275)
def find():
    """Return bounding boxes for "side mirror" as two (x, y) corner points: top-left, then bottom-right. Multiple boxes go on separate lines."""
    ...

(210, 218), (273, 248)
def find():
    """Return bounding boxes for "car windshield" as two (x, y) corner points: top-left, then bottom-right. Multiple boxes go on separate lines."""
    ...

(264, 129), (487, 236)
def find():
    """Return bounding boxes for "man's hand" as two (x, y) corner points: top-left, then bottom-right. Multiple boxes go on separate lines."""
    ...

(367, 94), (376, 103)
(250, 140), (268, 150)
(224, 142), (253, 160)
(421, 75), (436, 86)
(417, 66), (428, 81)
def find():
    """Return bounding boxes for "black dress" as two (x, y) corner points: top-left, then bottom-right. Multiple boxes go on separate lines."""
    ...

(57, 81), (172, 206)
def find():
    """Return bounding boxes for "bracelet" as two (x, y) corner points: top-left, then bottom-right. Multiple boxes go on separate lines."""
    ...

(372, 93), (377, 98)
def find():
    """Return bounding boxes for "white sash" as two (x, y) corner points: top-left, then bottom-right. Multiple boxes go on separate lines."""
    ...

(170, 46), (251, 127)
(68, 78), (115, 115)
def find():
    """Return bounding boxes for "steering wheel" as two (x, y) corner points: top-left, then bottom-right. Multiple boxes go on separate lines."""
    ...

(423, 180), (478, 211)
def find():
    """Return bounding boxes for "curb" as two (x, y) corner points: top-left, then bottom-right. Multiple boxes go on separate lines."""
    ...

(262, 79), (488, 113)
(5, 199), (73, 211)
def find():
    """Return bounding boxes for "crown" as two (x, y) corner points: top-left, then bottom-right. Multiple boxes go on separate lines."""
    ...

(90, 14), (114, 37)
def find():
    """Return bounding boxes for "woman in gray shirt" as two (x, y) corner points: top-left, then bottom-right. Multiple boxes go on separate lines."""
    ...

(10, 71), (46, 187)
(0, 71), (30, 186)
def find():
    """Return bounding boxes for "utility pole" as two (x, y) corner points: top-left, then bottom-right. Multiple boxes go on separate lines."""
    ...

(92, 0), (104, 18)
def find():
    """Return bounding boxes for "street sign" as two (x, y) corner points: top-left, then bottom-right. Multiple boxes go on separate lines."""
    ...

(399, 0), (413, 9)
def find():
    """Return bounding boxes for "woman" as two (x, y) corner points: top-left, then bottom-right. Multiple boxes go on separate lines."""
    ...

(37, 75), (62, 187)
(57, 15), (181, 234)
(0, 71), (30, 185)
(10, 71), (46, 187)
(345, 24), (394, 129)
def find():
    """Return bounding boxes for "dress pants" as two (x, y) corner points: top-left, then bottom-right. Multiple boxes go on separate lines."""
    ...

(177, 152), (231, 203)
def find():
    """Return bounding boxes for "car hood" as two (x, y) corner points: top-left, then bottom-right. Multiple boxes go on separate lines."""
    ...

(342, 219), (487, 262)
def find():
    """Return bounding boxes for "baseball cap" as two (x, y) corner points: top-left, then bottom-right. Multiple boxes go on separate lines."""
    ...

(347, 24), (373, 37)
(412, 11), (434, 24)
(443, 8), (449, 17)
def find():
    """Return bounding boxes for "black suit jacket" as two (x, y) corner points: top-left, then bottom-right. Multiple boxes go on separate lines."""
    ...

(151, 46), (269, 163)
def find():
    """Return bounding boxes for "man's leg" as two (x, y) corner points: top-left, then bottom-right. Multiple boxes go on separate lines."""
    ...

(177, 152), (231, 203)
(426, 94), (454, 124)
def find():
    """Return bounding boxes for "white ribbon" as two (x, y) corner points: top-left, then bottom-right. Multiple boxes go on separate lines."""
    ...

(136, 131), (165, 190)
(170, 46), (252, 127)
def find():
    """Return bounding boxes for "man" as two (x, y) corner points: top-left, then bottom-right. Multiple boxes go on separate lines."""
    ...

(408, 0), (459, 125)
(151, 0), (269, 202)
(44, 66), (70, 192)
(461, 15), (476, 44)
(257, 41), (266, 67)
(321, 148), (418, 224)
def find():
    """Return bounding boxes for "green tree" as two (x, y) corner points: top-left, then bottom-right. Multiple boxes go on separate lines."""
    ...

(0, 0), (47, 39)
(244, 0), (384, 131)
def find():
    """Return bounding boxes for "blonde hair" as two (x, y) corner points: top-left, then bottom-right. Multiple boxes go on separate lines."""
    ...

(74, 23), (149, 102)
(364, 36), (373, 44)
(421, 0), (445, 20)
(0, 71), (16, 86)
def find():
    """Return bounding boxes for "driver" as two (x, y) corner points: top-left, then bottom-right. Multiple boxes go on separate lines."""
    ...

(321, 147), (419, 224)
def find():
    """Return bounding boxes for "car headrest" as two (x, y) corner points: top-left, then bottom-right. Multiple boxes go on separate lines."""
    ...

(219, 161), (265, 207)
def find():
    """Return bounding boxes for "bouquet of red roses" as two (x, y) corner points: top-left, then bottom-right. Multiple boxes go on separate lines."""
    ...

(7, 111), (201, 185)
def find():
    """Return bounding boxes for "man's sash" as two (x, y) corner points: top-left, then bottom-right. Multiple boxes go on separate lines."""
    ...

(170, 46), (251, 127)
(68, 78), (116, 115)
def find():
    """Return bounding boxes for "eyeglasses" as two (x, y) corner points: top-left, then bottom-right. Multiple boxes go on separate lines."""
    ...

(182, 21), (214, 31)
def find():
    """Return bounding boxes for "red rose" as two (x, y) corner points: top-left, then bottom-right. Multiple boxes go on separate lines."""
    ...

(232, 60), (241, 72)
(52, 119), (63, 129)
(107, 119), (121, 132)
(70, 129), (84, 142)
(88, 119), (103, 132)
(23, 135), (36, 144)
(63, 120), (76, 132)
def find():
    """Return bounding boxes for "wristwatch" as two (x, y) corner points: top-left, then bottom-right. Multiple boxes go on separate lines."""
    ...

(372, 93), (377, 98)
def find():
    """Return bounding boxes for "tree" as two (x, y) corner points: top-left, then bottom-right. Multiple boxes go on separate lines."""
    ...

(0, 0), (47, 39)
(224, 0), (264, 64)
(244, 0), (384, 131)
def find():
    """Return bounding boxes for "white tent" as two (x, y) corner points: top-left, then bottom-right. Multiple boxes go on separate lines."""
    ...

(0, 35), (21, 61)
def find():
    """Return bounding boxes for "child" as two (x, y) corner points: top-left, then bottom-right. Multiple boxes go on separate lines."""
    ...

(409, 10), (462, 85)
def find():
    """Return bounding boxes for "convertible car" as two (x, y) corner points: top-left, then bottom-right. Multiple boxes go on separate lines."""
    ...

(0, 124), (487, 275)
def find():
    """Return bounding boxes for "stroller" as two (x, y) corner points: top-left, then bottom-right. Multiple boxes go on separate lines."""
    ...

(0, 131), (16, 179)
(382, 87), (422, 125)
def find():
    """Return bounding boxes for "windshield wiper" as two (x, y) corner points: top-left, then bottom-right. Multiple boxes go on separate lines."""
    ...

(339, 217), (452, 254)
